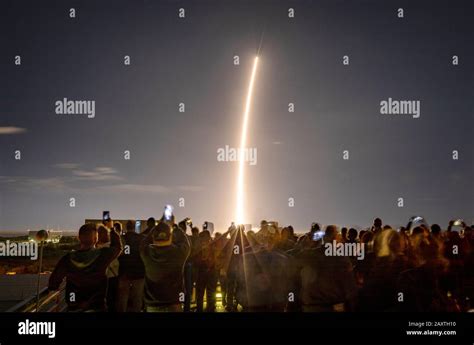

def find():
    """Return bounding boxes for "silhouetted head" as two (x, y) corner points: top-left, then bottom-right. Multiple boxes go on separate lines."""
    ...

(97, 225), (110, 244)
(78, 223), (98, 249)
(431, 224), (441, 235)
(412, 226), (425, 236)
(348, 228), (358, 241)
(126, 220), (135, 233)
(114, 222), (122, 234)
(375, 229), (404, 257)
(147, 217), (156, 229)
(374, 218), (382, 228)
(199, 230), (211, 243)
(281, 227), (291, 240)
(191, 227), (199, 236)
(324, 225), (338, 242)
(287, 225), (294, 236)
(311, 222), (320, 233)
(341, 227), (348, 238)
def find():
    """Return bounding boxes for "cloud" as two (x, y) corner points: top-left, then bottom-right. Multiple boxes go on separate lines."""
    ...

(0, 165), (122, 191)
(99, 184), (171, 194)
(0, 169), (202, 195)
(0, 176), (18, 183)
(72, 167), (121, 181)
(95, 167), (118, 174)
(0, 127), (27, 135)
(25, 177), (69, 189)
(0, 176), (70, 192)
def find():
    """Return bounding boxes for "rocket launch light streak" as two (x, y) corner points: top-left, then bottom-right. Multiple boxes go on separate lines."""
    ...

(236, 56), (259, 225)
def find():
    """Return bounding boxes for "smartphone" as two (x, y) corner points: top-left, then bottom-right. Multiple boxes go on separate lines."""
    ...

(135, 220), (141, 234)
(203, 221), (214, 235)
(164, 205), (173, 221)
(451, 219), (464, 233)
(312, 231), (325, 241)
(102, 211), (111, 222)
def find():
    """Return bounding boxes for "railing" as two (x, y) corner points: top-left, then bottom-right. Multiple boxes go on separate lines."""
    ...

(6, 285), (66, 312)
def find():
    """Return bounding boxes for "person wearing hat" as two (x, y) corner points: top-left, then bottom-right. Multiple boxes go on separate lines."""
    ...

(140, 220), (190, 312)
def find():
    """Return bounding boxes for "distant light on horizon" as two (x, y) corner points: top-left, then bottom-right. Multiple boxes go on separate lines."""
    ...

(236, 56), (259, 225)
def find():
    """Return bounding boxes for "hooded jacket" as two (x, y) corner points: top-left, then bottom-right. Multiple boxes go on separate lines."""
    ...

(140, 227), (190, 306)
(48, 229), (122, 311)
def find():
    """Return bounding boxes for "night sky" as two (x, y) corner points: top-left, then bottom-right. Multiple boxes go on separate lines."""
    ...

(1, 0), (473, 233)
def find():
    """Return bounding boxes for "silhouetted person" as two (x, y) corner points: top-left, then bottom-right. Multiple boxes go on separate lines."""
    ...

(431, 224), (442, 237)
(184, 223), (198, 312)
(236, 229), (291, 312)
(195, 230), (218, 312)
(222, 225), (248, 311)
(397, 234), (455, 311)
(287, 225), (298, 242)
(297, 225), (357, 312)
(142, 217), (156, 235)
(274, 227), (296, 252)
(117, 220), (145, 312)
(356, 229), (410, 311)
(114, 221), (124, 235)
(372, 218), (383, 234)
(96, 225), (120, 312)
(48, 223), (122, 311)
(341, 227), (348, 243)
(140, 221), (190, 312)
(296, 222), (320, 249)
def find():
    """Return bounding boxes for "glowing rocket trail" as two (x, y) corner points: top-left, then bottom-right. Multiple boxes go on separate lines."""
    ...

(236, 56), (259, 225)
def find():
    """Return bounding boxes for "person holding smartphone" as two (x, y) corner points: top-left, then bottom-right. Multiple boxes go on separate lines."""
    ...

(48, 223), (123, 312)
(140, 209), (190, 312)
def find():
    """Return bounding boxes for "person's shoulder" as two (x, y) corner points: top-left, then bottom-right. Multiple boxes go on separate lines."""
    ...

(58, 251), (72, 263)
